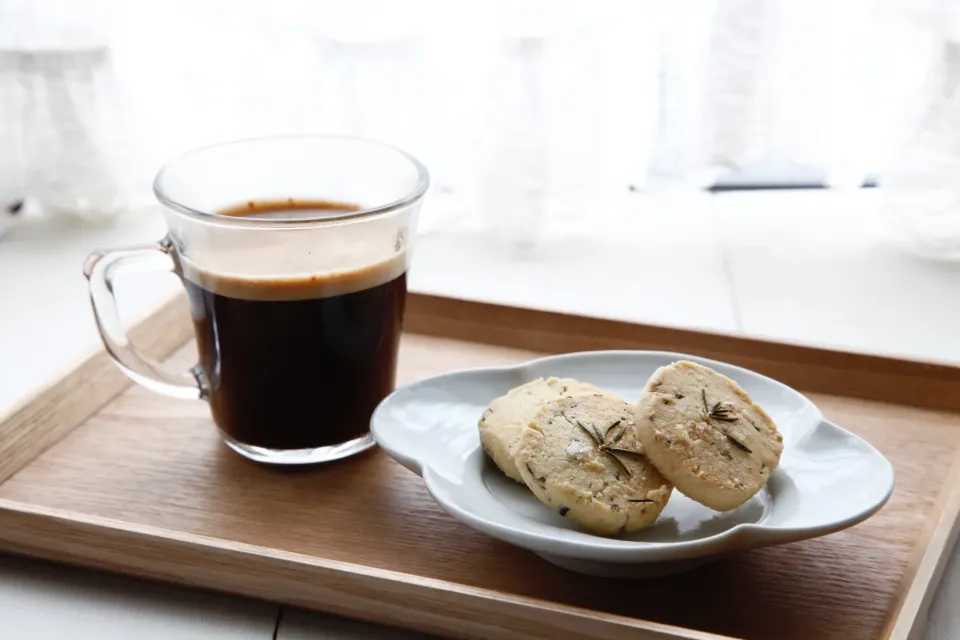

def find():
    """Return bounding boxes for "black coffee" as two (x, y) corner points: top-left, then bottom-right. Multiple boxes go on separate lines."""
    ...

(183, 199), (406, 451)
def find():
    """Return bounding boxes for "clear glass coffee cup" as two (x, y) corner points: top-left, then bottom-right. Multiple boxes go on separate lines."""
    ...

(84, 135), (428, 464)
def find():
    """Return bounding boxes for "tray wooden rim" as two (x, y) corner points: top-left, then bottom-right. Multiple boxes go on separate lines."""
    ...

(0, 500), (719, 640)
(2, 292), (960, 640)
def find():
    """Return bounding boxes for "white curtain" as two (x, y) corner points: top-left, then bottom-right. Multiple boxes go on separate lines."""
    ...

(0, 0), (951, 238)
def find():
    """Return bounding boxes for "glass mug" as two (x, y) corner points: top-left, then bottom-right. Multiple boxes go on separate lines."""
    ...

(83, 136), (428, 464)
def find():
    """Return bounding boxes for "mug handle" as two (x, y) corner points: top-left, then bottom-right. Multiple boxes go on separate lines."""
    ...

(83, 238), (205, 400)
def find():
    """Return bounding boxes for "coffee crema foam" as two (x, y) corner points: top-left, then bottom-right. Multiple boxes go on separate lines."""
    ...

(181, 251), (407, 302)
(179, 198), (408, 301)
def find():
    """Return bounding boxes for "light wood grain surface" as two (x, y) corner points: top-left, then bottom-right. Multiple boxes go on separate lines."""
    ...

(0, 554), (278, 640)
(0, 295), (190, 485)
(278, 609), (440, 640)
(1, 316), (959, 639)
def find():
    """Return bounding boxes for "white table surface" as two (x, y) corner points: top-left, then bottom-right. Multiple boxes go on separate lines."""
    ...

(1, 190), (959, 639)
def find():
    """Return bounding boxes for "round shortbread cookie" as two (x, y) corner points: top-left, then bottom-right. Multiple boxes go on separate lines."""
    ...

(514, 393), (673, 536)
(479, 377), (604, 483)
(635, 360), (783, 512)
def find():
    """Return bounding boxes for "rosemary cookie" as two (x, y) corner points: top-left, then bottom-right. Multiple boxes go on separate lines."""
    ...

(514, 393), (673, 536)
(479, 377), (604, 483)
(635, 360), (783, 511)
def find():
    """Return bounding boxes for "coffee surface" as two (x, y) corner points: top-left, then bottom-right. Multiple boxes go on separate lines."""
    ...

(219, 197), (361, 220)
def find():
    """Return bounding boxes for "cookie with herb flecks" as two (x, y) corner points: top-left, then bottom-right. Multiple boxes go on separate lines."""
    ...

(514, 393), (672, 536)
(479, 377), (605, 483)
(635, 360), (782, 512)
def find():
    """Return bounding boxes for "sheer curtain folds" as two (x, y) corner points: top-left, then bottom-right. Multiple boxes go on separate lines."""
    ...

(1, 0), (947, 234)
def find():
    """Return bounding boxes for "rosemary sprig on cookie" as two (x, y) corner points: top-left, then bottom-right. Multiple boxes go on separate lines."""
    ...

(726, 434), (753, 453)
(700, 389), (752, 452)
(569, 417), (634, 478)
(701, 389), (738, 422)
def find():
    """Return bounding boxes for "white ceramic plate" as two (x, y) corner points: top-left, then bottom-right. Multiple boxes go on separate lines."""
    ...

(371, 351), (894, 577)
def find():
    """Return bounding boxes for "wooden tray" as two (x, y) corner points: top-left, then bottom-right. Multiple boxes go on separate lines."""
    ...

(3, 293), (960, 640)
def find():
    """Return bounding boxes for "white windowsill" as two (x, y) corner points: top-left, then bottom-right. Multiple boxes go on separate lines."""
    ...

(4, 188), (959, 416)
